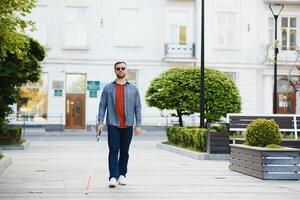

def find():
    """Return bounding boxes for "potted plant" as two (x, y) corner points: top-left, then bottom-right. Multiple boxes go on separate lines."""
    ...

(229, 119), (300, 180)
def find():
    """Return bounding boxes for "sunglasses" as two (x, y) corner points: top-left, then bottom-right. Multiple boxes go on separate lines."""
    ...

(116, 67), (126, 71)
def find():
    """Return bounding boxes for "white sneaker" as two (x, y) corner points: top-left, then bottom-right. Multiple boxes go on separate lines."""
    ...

(108, 178), (117, 188)
(118, 175), (127, 185)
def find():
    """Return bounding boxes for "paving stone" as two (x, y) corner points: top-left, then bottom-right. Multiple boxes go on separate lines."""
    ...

(0, 133), (299, 199)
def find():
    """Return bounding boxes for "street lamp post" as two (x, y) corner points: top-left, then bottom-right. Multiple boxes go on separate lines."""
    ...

(269, 3), (284, 114)
(200, 0), (205, 128)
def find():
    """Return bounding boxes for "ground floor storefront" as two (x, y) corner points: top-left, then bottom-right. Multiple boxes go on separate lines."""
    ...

(8, 59), (300, 131)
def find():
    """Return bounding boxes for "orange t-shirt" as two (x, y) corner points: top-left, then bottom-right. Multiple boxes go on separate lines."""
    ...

(115, 83), (126, 128)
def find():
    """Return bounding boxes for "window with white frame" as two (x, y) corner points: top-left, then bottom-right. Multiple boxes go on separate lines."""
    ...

(127, 69), (138, 87)
(115, 8), (141, 47)
(168, 24), (187, 45)
(268, 16), (297, 51)
(281, 17), (297, 51)
(268, 17), (274, 46)
(167, 11), (189, 45)
(64, 7), (88, 48)
(17, 73), (48, 122)
(28, 5), (48, 46)
(224, 72), (236, 84)
(215, 0), (239, 49)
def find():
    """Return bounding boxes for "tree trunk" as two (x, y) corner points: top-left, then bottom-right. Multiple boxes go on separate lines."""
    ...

(177, 110), (183, 127)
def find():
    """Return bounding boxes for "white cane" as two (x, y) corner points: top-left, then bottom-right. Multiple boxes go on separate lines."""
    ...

(85, 129), (101, 195)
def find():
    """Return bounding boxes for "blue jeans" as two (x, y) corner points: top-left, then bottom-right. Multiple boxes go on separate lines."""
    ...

(107, 125), (133, 180)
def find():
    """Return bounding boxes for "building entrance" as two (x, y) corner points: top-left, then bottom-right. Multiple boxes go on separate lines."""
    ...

(65, 74), (86, 129)
(277, 79), (296, 114)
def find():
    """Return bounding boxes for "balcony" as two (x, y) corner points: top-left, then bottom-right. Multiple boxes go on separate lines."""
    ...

(164, 43), (196, 62)
(266, 44), (300, 64)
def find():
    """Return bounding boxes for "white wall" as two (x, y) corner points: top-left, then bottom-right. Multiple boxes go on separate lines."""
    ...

(13, 0), (300, 127)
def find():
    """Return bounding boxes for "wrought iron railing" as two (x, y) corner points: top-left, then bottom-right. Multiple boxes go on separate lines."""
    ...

(164, 43), (195, 59)
(8, 114), (63, 135)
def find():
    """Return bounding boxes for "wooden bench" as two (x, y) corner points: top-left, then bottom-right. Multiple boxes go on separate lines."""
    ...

(226, 114), (300, 139)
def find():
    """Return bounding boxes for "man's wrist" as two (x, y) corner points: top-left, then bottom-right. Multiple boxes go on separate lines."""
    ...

(97, 121), (103, 125)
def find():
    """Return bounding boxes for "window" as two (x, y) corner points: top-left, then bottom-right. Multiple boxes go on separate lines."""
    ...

(168, 25), (187, 44)
(268, 16), (297, 51)
(17, 73), (48, 121)
(268, 17), (274, 46)
(216, 12), (237, 48)
(127, 69), (138, 87)
(281, 17), (297, 51)
(277, 79), (294, 93)
(64, 7), (88, 48)
(167, 10), (189, 44)
(179, 26), (187, 45)
(224, 72), (236, 83)
(66, 74), (86, 94)
(215, 0), (239, 48)
(115, 8), (141, 47)
(27, 5), (48, 46)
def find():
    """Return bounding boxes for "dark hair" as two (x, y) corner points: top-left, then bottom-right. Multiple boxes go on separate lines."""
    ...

(114, 61), (127, 69)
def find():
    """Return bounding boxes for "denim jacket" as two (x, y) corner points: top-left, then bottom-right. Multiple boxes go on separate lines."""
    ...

(98, 80), (142, 127)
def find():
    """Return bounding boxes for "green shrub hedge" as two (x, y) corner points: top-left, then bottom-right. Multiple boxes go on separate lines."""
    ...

(0, 126), (23, 145)
(166, 126), (207, 152)
(245, 119), (281, 147)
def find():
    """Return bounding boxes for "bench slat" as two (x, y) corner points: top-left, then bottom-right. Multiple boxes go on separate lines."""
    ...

(228, 115), (297, 131)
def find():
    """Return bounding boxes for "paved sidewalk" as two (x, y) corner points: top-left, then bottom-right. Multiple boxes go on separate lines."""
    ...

(0, 132), (300, 200)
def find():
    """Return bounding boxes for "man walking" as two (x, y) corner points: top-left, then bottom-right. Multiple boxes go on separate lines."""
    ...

(97, 61), (142, 188)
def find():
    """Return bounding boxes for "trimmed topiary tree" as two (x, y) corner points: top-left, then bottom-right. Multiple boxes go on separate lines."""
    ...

(145, 67), (241, 126)
(245, 119), (281, 147)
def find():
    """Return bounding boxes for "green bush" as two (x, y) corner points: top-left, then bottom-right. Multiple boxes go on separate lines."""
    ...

(245, 119), (281, 147)
(0, 126), (23, 145)
(166, 126), (207, 152)
(210, 123), (228, 133)
(265, 144), (282, 149)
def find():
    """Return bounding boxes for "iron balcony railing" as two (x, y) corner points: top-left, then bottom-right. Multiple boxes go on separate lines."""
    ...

(266, 43), (300, 63)
(164, 43), (195, 59)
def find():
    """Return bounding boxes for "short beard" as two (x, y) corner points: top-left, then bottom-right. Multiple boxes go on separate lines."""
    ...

(116, 74), (126, 79)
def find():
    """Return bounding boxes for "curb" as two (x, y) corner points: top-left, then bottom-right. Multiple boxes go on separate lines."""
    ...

(0, 140), (30, 150)
(157, 143), (230, 160)
(0, 156), (12, 175)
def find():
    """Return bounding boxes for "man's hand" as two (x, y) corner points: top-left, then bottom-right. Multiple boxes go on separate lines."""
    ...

(135, 127), (141, 136)
(97, 124), (103, 133)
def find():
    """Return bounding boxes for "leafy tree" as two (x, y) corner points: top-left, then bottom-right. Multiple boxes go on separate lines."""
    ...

(0, 36), (45, 130)
(145, 67), (241, 126)
(0, 0), (45, 131)
(0, 0), (37, 60)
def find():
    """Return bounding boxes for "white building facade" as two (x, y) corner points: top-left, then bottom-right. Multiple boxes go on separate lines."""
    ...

(10, 0), (300, 130)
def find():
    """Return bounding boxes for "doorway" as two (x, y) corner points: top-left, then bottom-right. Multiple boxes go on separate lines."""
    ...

(66, 74), (86, 129)
(277, 79), (296, 114)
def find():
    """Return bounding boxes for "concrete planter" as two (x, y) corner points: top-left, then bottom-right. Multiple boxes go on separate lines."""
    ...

(157, 143), (229, 160)
(0, 140), (30, 150)
(230, 144), (300, 180)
